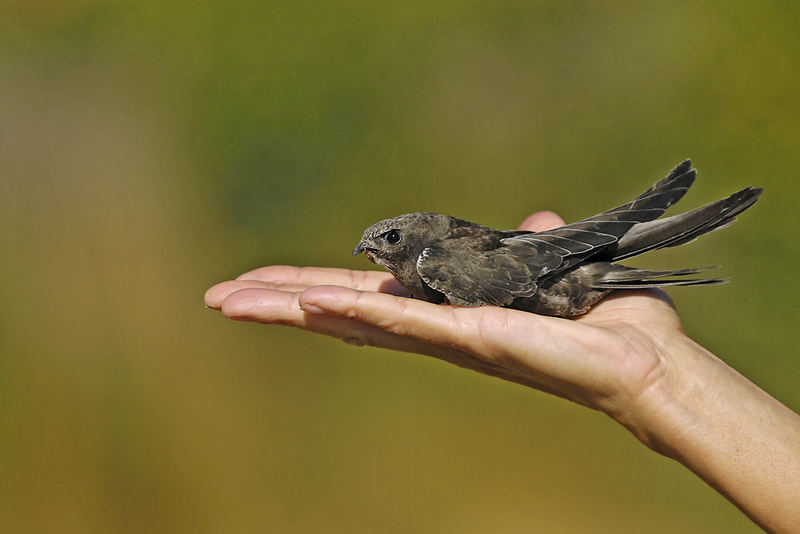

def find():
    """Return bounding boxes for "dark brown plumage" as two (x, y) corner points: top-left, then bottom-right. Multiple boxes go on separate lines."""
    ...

(352, 160), (763, 317)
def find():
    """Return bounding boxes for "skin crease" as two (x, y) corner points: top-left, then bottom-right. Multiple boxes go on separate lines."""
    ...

(205, 211), (800, 533)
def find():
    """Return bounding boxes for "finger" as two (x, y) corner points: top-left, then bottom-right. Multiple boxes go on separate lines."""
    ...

(298, 286), (608, 387)
(223, 287), (583, 399)
(218, 287), (504, 373)
(517, 211), (566, 232)
(297, 285), (522, 358)
(220, 287), (437, 349)
(205, 279), (309, 309)
(235, 265), (407, 294)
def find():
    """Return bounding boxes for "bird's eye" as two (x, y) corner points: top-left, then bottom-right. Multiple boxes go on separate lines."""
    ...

(385, 229), (402, 244)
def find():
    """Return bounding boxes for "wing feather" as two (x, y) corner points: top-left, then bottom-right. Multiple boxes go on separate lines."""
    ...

(416, 241), (562, 306)
(501, 160), (697, 272)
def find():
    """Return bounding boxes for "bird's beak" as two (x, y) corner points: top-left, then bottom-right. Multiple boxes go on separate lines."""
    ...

(352, 243), (365, 256)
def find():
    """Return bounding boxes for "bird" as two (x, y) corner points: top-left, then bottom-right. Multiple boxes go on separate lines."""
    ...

(352, 160), (763, 317)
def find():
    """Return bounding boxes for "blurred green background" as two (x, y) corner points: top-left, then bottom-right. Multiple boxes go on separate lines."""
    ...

(1, 1), (798, 532)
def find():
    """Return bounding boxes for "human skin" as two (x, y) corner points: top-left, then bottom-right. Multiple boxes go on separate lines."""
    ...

(205, 211), (800, 533)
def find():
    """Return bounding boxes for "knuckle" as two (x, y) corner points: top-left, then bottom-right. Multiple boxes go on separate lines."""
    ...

(342, 331), (371, 347)
(474, 308), (512, 361)
(377, 298), (409, 336)
(348, 269), (360, 288)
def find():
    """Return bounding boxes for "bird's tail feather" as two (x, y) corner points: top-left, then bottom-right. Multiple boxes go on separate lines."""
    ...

(589, 265), (727, 289)
(609, 186), (764, 261)
(592, 278), (727, 289)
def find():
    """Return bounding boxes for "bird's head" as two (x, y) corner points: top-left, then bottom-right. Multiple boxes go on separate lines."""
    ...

(352, 213), (452, 275)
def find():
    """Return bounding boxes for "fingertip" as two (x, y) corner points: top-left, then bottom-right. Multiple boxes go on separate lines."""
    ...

(204, 288), (217, 309)
(204, 282), (232, 309)
(219, 289), (255, 319)
(517, 211), (566, 232)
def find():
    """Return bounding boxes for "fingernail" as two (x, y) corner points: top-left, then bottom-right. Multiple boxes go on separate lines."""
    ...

(301, 303), (326, 314)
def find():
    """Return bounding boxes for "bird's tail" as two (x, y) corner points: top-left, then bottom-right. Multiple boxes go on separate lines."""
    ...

(607, 186), (764, 262)
(589, 264), (726, 289)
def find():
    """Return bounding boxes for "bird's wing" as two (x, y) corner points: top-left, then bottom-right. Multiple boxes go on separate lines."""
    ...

(416, 240), (562, 306)
(418, 160), (699, 306)
(502, 159), (697, 272)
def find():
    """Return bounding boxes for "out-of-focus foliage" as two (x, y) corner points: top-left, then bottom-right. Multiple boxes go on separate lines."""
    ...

(1, 1), (797, 532)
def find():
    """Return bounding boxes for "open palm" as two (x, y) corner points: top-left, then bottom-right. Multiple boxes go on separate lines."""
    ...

(205, 211), (684, 420)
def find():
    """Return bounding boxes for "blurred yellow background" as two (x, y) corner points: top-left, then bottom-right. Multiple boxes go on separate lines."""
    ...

(1, 1), (798, 532)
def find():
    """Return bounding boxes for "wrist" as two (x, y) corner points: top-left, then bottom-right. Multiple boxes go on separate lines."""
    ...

(609, 333), (722, 457)
(608, 332), (800, 532)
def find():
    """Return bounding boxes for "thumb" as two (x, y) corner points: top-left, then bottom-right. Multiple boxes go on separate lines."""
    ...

(517, 211), (566, 232)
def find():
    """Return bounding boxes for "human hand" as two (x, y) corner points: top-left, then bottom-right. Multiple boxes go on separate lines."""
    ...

(204, 211), (686, 437)
(205, 211), (800, 531)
